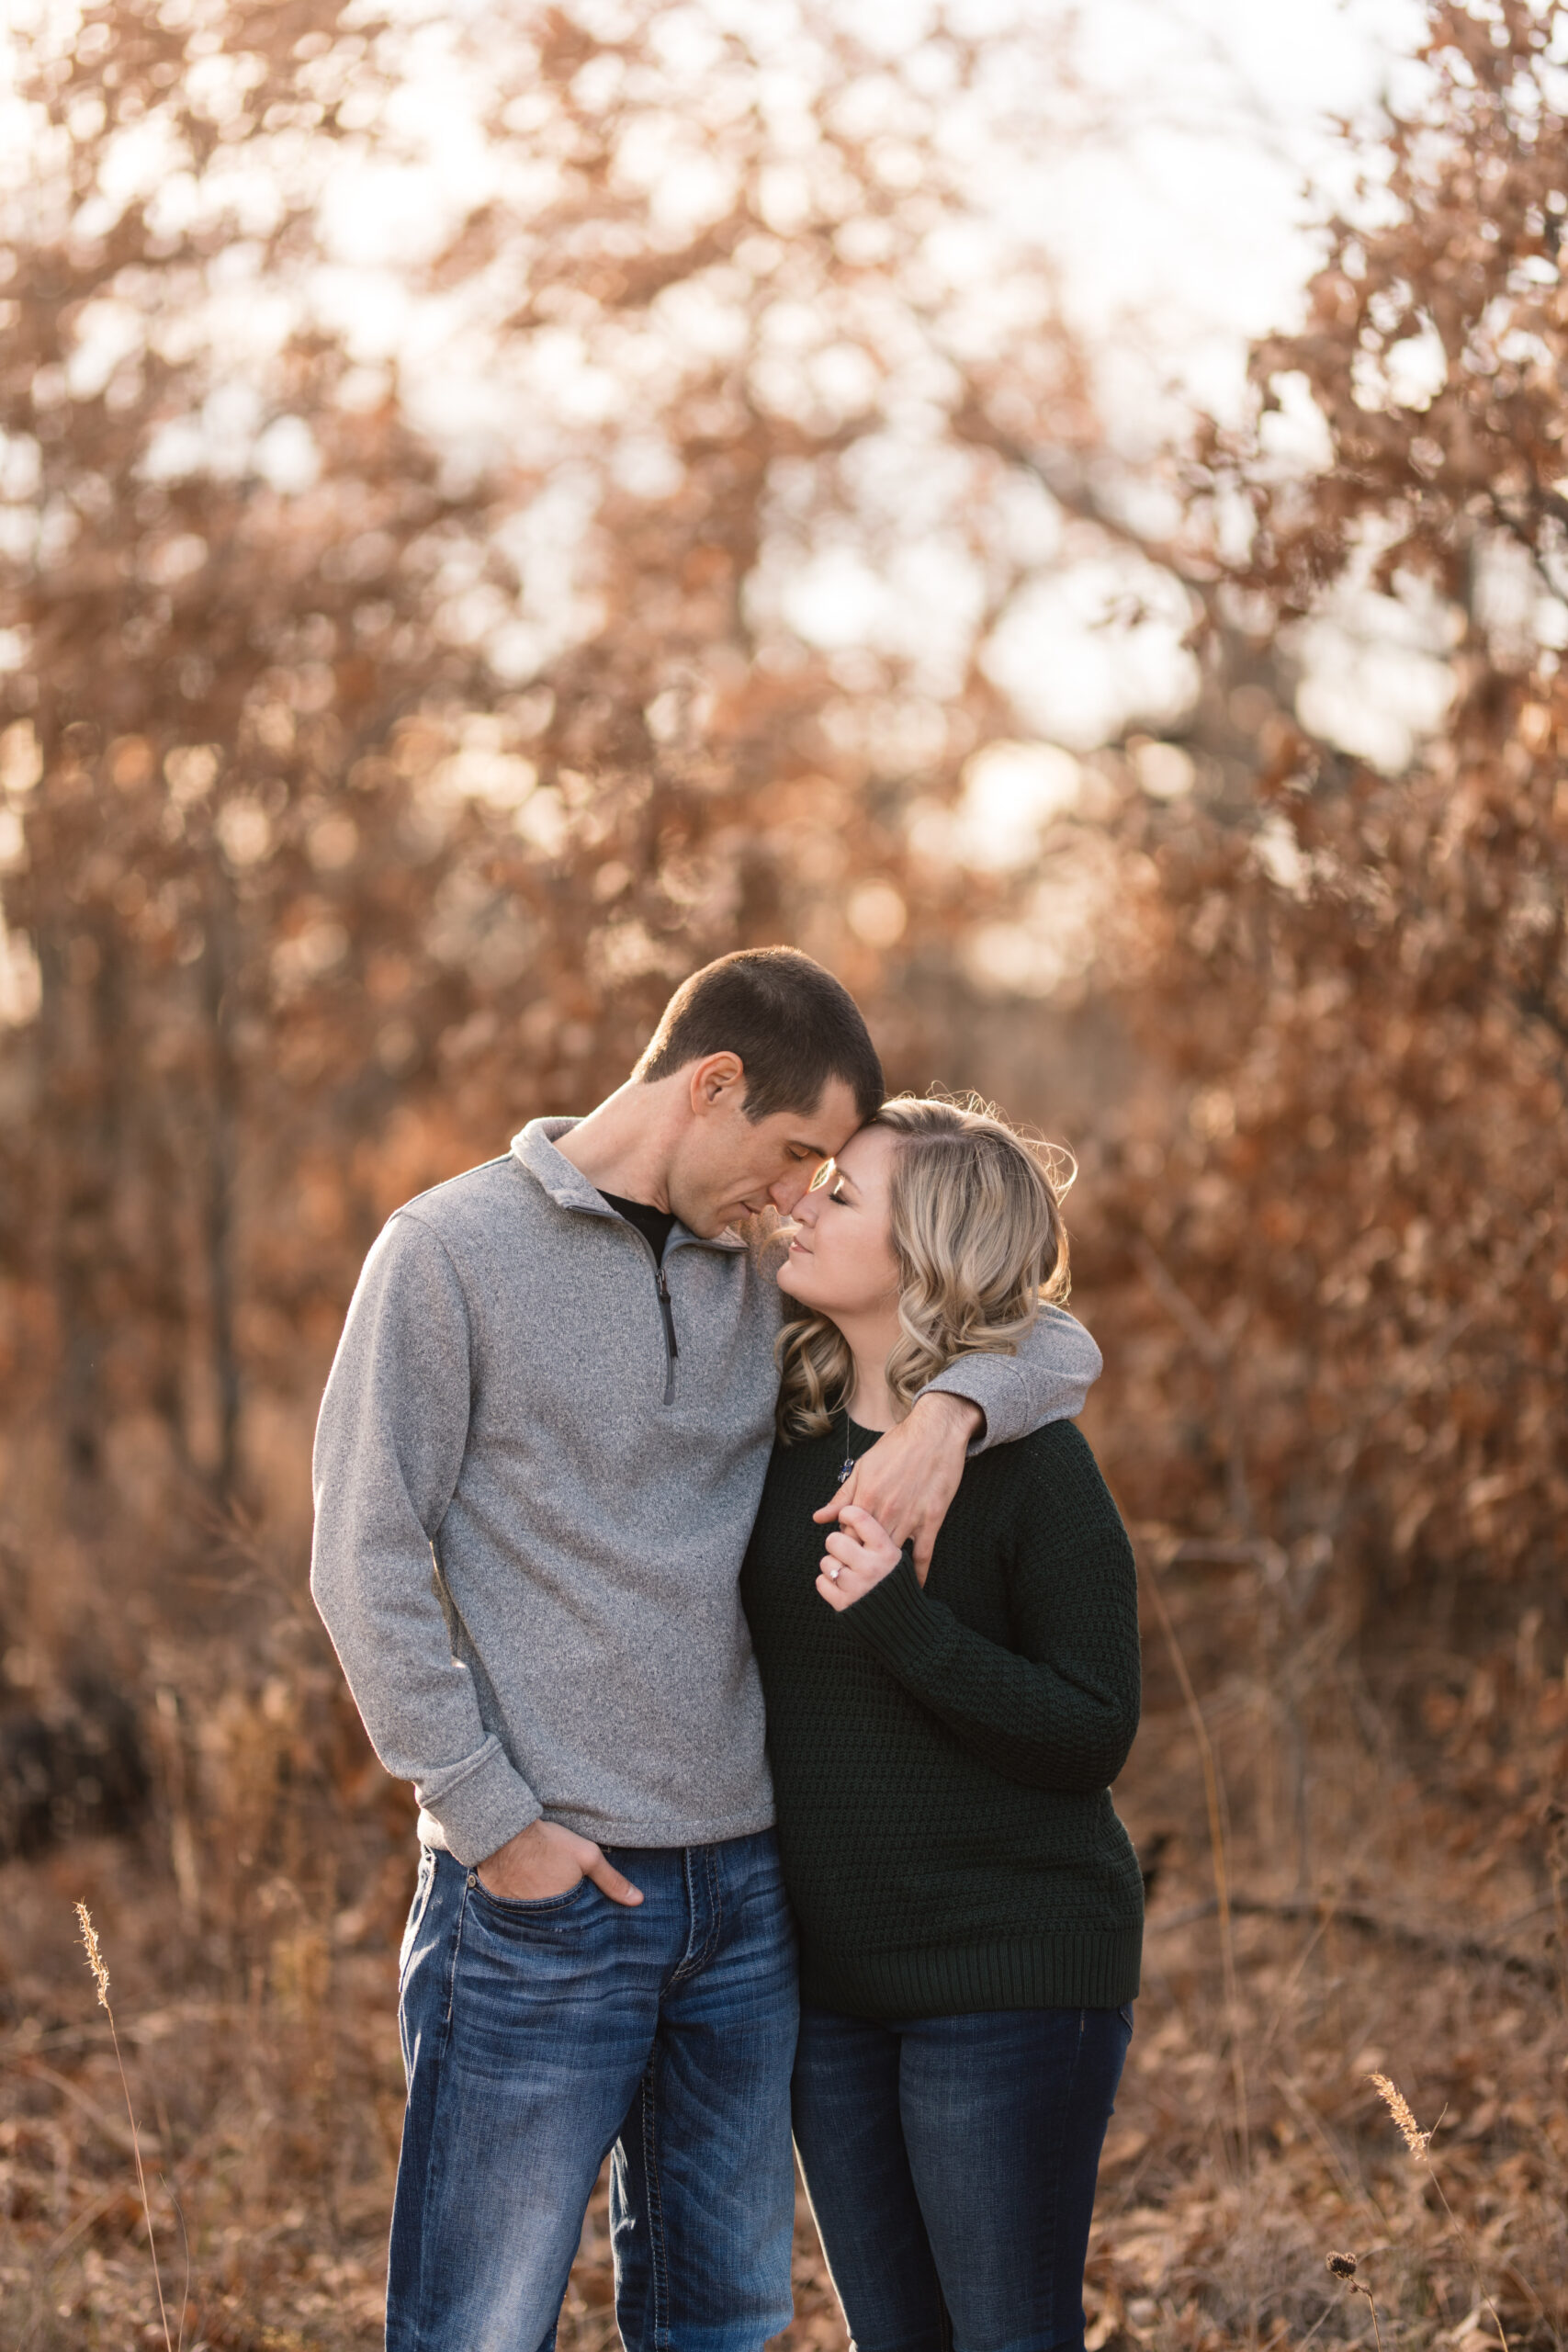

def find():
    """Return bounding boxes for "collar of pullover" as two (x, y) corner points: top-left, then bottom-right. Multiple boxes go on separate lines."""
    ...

(511, 1117), (748, 1252)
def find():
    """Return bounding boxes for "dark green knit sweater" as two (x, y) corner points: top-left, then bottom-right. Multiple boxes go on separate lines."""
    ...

(740, 1411), (1143, 2019)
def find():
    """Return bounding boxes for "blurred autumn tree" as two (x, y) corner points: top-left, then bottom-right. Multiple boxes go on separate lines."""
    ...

(1066, 0), (1568, 1661)
(0, 0), (1163, 1585)
(2, 0), (1563, 1686)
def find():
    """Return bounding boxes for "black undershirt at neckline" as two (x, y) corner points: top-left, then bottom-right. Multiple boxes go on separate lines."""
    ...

(598, 1190), (677, 1264)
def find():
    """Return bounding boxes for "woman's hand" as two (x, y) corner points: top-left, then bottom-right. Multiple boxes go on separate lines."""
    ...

(816, 1502), (904, 1613)
(813, 1391), (980, 1577)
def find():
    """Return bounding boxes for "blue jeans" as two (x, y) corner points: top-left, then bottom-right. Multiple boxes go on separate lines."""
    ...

(792, 2002), (1134, 2352)
(389, 1834), (799, 2352)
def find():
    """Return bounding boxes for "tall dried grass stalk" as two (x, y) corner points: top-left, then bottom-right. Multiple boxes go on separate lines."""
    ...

(1547, 1807), (1568, 2033)
(75, 1902), (176, 2352)
(1326, 2251), (1383, 2352)
(1142, 1562), (1250, 2174)
(1368, 2073), (1509, 2352)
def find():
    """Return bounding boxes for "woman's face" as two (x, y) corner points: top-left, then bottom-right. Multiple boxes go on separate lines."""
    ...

(776, 1121), (902, 1325)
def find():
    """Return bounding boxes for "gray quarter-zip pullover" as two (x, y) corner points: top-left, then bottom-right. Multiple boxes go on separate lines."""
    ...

(310, 1118), (1103, 1866)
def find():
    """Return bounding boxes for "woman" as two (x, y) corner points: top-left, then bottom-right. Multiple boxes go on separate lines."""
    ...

(739, 1096), (1143, 2352)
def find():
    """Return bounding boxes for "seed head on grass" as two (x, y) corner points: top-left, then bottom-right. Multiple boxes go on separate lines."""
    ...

(76, 1901), (110, 2009)
(1369, 2072), (1433, 2158)
(1326, 2248), (1383, 2352)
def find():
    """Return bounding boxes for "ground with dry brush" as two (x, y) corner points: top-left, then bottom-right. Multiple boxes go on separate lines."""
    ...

(1, 1550), (1563, 2352)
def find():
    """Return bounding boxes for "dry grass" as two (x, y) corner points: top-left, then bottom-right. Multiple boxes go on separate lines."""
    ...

(71, 1904), (176, 2352)
(0, 1542), (1562, 2352)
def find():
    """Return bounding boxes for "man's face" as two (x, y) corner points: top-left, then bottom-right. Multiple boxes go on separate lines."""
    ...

(666, 1071), (863, 1238)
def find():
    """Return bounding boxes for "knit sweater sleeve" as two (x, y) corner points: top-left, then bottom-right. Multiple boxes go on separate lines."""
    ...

(840, 1426), (1140, 1792)
(310, 1210), (544, 1865)
(919, 1302), (1102, 1452)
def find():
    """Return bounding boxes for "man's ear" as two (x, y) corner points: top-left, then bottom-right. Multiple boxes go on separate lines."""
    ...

(687, 1052), (746, 1114)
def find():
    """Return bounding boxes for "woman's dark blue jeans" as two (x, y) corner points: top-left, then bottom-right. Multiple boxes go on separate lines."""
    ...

(792, 2000), (1133, 2352)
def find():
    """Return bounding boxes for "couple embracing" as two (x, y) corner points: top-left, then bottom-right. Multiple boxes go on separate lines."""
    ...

(311, 947), (1144, 2352)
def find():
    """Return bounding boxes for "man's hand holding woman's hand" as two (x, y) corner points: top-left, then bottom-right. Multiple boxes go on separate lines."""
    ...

(816, 1501), (903, 1613)
(813, 1389), (979, 1577)
(476, 1817), (643, 1905)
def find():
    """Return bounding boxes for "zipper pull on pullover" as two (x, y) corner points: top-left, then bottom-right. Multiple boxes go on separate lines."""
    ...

(656, 1265), (680, 1365)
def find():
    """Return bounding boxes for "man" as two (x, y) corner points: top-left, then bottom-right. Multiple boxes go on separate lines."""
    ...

(310, 946), (1101, 2352)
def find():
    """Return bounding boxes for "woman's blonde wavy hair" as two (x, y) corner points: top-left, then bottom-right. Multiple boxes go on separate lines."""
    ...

(776, 1093), (1074, 1442)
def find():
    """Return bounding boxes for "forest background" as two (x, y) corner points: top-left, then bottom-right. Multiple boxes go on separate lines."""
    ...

(0, 1), (1565, 2346)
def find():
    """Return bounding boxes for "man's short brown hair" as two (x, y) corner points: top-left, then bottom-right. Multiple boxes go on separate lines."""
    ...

(635, 948), (884, 1124)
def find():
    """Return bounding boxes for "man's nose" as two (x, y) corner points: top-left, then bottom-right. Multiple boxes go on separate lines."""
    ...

(770, 1170), (813, 1215)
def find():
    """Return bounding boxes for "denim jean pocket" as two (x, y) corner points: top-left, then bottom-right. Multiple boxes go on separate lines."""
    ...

(468, 1872), (599, 1928)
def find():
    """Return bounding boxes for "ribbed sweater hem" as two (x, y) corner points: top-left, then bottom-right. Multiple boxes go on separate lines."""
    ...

(416, 1800), (778, 1857)
(801, 1926), (1143, 2020)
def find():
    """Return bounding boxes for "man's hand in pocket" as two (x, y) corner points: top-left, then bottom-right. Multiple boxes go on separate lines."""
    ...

(476, 1818), (643, 1905)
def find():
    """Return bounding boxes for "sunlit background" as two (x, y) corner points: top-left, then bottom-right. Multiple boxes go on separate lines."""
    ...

(0, 1), (1564, 2345)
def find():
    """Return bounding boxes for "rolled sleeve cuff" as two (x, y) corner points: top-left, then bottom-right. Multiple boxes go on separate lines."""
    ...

(413, 1736), (542, 1869)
